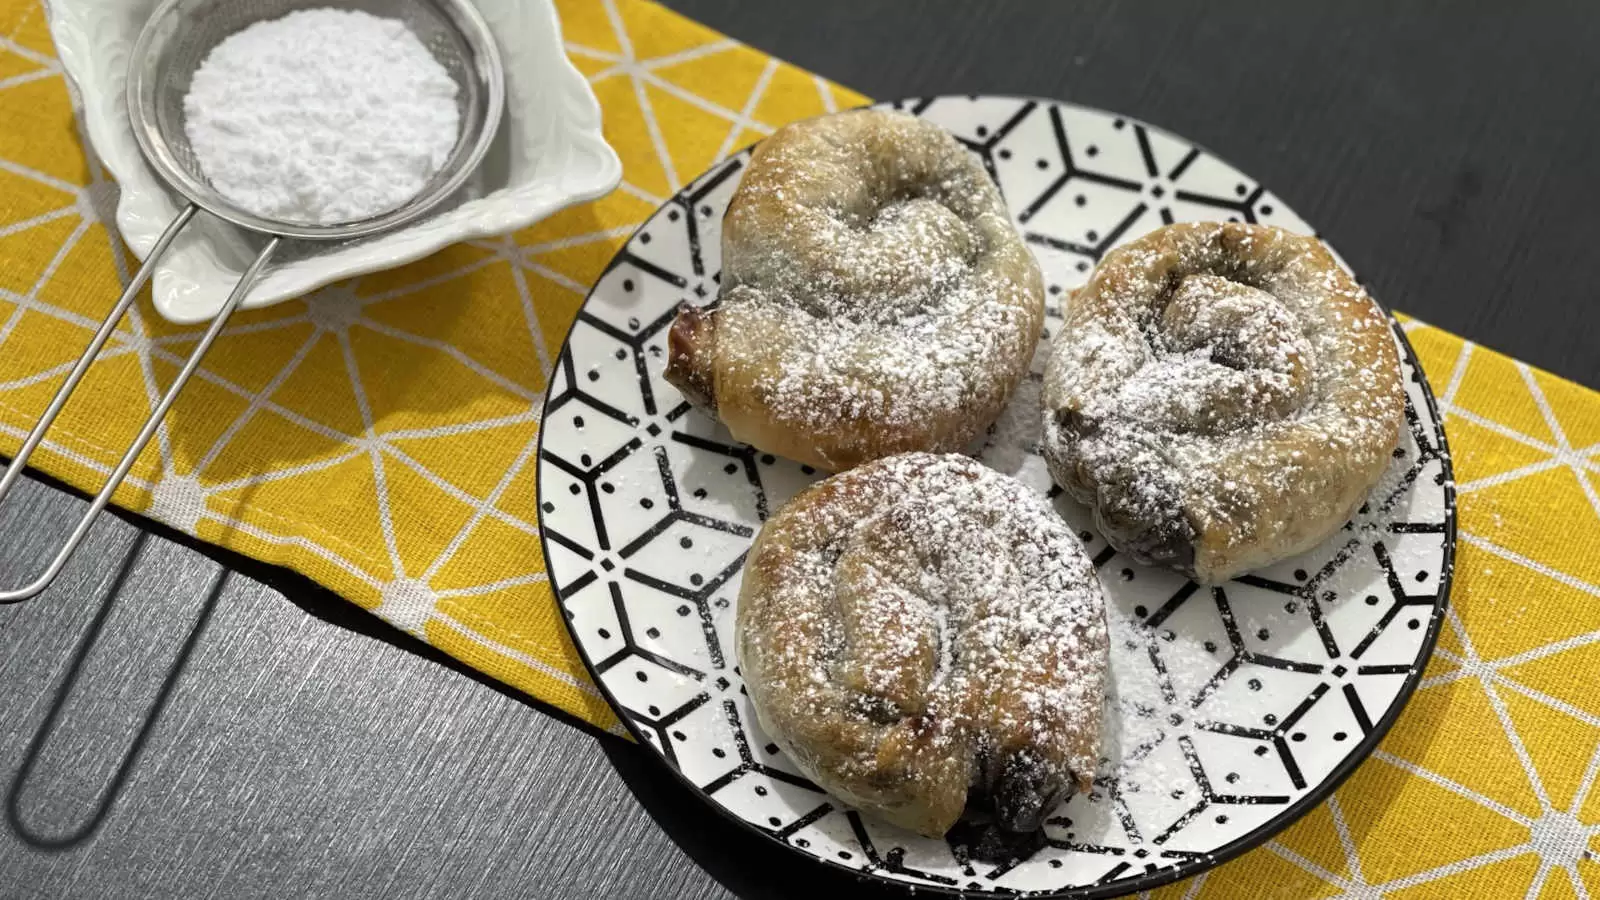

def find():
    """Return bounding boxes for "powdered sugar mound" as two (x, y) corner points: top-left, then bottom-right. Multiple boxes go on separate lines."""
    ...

(183, 8), (461, 225)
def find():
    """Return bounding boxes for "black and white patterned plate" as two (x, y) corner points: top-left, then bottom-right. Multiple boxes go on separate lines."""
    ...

(536, 96), (1454, 897)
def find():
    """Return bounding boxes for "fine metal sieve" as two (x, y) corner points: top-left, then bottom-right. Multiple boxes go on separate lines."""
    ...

(0, 0), (505, 603)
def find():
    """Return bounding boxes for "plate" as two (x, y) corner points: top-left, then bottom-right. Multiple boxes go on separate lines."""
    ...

(45, 0), (621, 323)
(536, 96), (1454, 897)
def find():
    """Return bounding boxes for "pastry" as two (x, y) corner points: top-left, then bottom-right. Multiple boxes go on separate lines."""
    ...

(666, 109), (1045, 472)
(1040, 222), (1405, 584)
(736, 453), (1108, 838)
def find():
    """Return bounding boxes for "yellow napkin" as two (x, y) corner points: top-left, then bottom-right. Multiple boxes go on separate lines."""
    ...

(2, 0), (1598, 894)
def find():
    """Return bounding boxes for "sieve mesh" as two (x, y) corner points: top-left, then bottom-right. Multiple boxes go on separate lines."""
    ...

(0, 0), (504, 606)
(127, 0), (503, 240)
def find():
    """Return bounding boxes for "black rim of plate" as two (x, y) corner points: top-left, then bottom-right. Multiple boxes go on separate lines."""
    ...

(535, 95), (1457, 899)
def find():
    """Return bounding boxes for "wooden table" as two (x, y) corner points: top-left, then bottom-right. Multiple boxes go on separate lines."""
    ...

(3, 2), (1595, 896)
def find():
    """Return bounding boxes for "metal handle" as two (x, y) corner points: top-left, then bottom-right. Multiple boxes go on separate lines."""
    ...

(0, 207), (282, 604)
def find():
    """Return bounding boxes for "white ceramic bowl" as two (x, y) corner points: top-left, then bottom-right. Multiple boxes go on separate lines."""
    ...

(46, 0), (622, 323)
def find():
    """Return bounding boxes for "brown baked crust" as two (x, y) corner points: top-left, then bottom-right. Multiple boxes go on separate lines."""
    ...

(1040, 222), (1406, 584)
(663, 109), (1045, 472)
(736, 453), (1108, 838)
(665, 302), (717, 413)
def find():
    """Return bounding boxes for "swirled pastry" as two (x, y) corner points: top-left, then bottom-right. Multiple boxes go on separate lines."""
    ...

(737, 453), (1108, 838)
(1040, 222), (1405, 584)
(666, 109), (1045, 472)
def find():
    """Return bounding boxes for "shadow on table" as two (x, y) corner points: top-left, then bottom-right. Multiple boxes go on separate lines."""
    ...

(601, 740), (901, 899)
(268, 565), (619, 743)
(157, 485), (619, 745)
(0, 462), (615, 854)
(4, 531), (222, 851)
(4, 463), (615, 766)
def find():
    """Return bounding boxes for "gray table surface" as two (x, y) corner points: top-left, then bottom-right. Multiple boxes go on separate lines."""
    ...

(3, 2), (1597, 898)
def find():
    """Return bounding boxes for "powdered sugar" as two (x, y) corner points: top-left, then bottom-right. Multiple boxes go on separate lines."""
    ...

(668, 110), (1044, 471)
(737, 453), (1108, 836)
(1098, 604), (1231, 799)
(183, 8), (460, 225)
(1040, 223), (1406, 582)
(751, 277), (1032, 430)
(726, 168), (1034, 431)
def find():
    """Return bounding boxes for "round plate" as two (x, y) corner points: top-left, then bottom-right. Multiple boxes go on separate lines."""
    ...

(536, 96), (1454, 897)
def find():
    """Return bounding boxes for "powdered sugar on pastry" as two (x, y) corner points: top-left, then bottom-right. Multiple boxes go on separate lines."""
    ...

(665, 110), (1045, 472)
(736, 453), (1109, 839)
(1040, 222), (1405, 584)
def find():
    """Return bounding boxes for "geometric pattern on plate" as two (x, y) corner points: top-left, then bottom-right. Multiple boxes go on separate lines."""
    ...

(536, 95), (1454, 897)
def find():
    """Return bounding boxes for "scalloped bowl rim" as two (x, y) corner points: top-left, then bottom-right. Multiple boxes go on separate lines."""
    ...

(43, 0), (622, 323)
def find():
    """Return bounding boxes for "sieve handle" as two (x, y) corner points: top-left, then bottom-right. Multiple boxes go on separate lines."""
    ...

(0, 209), (282, 604)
